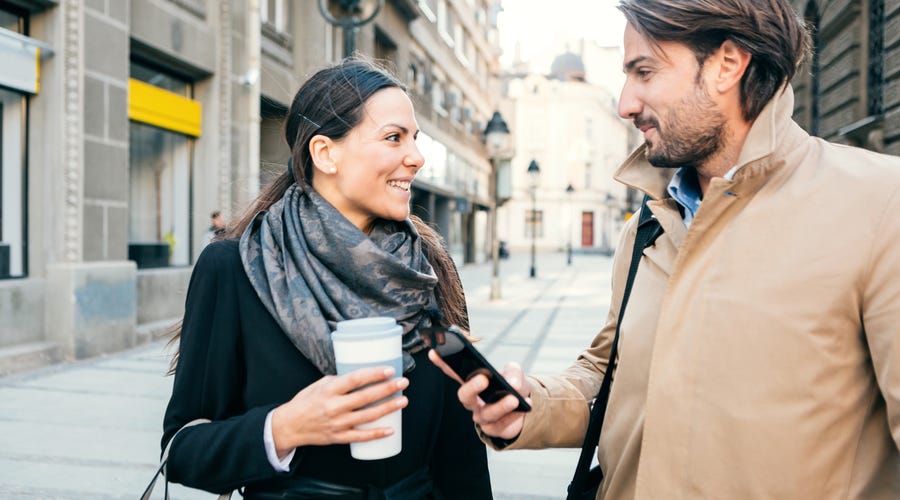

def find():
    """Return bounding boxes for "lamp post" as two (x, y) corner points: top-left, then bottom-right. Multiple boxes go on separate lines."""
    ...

(484, 111), (512, 300)
(527, 159), (541, 278)
(601, 192), (616, 256)
(565, 183), (575, 265)
(317, 0), (384, 58)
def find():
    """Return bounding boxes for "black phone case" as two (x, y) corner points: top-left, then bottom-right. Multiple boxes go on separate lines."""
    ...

(443, 330), (532, 412)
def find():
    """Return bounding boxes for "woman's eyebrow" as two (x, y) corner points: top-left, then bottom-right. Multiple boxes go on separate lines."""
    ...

(380, 123), (414, 135)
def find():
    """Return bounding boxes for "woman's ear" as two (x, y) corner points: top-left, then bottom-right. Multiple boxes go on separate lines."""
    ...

(308, 134), (338, 175)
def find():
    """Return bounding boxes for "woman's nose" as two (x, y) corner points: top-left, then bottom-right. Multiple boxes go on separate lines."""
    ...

(406, 143), (425, 170)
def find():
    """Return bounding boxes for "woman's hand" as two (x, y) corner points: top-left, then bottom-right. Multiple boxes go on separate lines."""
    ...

(271, 366), (409, 456)
(428, 350), (530, 441)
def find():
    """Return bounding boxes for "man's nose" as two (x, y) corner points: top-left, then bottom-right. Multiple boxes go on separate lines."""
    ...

(617, 83), (641, 120)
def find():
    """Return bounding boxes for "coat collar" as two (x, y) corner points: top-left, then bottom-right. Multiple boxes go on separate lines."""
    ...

(614, 85), (802, 200)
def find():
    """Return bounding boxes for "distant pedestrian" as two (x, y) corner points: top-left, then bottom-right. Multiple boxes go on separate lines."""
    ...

(199, 210), (225, 249)
(434, 1), (900, 499)
(161, 58), (492, 499)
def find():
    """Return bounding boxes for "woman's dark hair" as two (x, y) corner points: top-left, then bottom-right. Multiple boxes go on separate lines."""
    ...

(618, 0), (811, 121)
(169, 58), (467, 372)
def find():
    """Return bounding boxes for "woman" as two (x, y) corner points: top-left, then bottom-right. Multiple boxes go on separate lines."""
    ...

(161, 59), (492, 499)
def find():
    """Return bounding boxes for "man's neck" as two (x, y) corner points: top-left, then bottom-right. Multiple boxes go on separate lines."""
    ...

(696, 120), (752, 194)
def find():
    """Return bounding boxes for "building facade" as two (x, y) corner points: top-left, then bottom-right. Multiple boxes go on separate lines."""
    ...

(499, 49), (639, 259)
(0, 0), (503, 374)
(791, 0), (900, 154)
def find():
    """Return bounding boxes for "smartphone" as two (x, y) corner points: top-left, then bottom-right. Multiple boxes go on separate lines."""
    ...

(422, 326), (531, 412)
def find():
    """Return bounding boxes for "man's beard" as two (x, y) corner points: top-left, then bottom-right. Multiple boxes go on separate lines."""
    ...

(636, 85), (727, 171)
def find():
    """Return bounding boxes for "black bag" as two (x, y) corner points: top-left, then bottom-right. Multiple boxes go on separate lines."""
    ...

(565, 195), (661, 500)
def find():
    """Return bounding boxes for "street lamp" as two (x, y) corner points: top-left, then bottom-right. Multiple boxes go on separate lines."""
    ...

(527, 159), (541, 278)
(484, 111), (512, 300)
(317, 0), (384, 58)
(565, 183), (575, 265)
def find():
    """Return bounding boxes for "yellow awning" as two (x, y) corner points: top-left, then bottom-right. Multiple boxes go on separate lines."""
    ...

(128, 78), (202, 137)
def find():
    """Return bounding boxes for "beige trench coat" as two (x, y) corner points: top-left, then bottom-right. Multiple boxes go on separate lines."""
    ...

(497, 87), (900, 499)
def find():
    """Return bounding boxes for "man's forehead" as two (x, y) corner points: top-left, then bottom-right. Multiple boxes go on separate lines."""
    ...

(622, 24), (681, 69)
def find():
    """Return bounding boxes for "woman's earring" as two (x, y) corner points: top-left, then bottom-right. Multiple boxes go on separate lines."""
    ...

(329, 166), (337, 174)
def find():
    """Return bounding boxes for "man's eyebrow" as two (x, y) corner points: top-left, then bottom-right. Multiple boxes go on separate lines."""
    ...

(623, 56), (651, 72)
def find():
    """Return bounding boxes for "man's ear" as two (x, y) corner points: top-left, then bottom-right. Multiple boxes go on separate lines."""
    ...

(713, 39), (751, 94)
(308, 134), (338, 175)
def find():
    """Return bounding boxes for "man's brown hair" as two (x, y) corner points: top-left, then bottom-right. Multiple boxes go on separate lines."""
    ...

(618, 0), (811, 121)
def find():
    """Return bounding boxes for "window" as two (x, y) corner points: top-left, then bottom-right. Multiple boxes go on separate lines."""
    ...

(432, 70), (448, 115)
(407, 48), (427, 94)
(0, 8), (23, 31)
(374, 27), (397, 68)
(438, 0), (454, 46)
(419, 0), (437, 22)
(261, 0), (287, 33)
(454, 24), (467, 65)
(804, 0), (821, 136)
(0, 6), (28, 278)
(868, 0), (884, 117)
(525, 209), (544, 239)
(0, 88), (27, 278)
(128, 61), (198, 268)
(447, 88), (461, 124)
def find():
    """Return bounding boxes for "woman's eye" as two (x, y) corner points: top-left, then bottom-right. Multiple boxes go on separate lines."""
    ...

(386, 133), (400, 142)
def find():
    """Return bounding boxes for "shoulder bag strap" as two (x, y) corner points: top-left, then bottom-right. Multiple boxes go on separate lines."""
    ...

(141, 418), (232, 500)
(567, 194), (662, 494)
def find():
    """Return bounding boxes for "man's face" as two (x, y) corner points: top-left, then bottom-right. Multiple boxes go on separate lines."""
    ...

(618, 24), (727, 170)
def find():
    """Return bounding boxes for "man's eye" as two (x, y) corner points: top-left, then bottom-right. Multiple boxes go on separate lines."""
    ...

(637, 69), (652, 79)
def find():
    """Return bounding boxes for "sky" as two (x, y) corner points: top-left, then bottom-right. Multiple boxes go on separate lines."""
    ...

(497, 0), (626, 73)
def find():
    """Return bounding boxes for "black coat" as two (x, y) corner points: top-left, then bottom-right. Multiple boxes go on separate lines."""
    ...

(162, 239), (492, 498)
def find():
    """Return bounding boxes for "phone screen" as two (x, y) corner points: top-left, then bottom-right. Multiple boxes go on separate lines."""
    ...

(423, 326), (531, 412)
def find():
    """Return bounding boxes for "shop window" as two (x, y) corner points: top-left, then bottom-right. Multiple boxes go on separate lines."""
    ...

(128, 61), (199, 269)
(0, 6), (28, 278)
(0, 88), (27, 278)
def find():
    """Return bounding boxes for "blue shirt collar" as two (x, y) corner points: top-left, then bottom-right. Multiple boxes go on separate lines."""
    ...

(666, 167), (703, 227)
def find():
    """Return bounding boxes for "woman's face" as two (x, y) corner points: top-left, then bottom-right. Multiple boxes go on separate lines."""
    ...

(312, 87), (424, 233)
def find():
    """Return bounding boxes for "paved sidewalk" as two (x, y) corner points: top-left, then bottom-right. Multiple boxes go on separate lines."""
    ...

(0, 251), (614, 499)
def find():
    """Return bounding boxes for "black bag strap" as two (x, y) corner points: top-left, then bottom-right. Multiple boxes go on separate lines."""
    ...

(567, 194), (662, 496)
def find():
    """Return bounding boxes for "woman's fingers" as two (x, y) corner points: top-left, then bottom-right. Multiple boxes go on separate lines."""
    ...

(332, 374), (408, 410)
(327, 395), (410, 443)
(274, 368), (409, 448)
(325, 366), (397, 395)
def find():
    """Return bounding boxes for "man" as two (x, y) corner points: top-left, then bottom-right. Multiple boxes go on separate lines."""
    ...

(433, 0), (900, 498)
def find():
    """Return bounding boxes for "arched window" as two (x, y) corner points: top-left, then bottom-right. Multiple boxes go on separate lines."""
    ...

(867, 0), (885, 117)
(804, 0), (821, 136)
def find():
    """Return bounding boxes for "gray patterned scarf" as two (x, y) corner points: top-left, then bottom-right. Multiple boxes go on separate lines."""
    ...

(239, 183), (439, 375)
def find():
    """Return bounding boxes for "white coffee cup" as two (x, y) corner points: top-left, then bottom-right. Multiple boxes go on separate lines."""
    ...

(332, 317), (403, 460)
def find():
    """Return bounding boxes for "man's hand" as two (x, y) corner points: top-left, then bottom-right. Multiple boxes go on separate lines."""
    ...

(428, 350), (531, 440)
